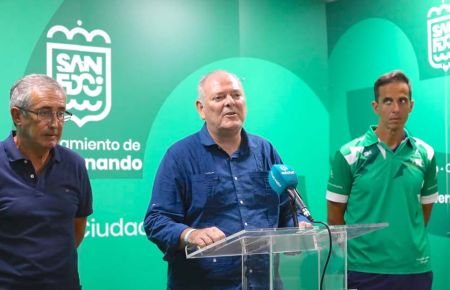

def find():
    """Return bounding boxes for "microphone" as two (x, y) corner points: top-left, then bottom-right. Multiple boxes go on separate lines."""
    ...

(268, 164), (314, 222)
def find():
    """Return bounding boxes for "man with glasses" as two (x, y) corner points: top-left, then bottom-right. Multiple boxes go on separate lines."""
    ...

(0, 74), (93, 290)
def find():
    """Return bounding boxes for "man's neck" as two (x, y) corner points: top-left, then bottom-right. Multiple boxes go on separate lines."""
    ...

(209, 129), (242, 156)
(14, 135), (51, 174)
(374, 126), (405, 150)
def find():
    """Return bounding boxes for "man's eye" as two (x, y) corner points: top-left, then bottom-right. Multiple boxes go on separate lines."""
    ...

(231, 93), (241, 99)
(39, 110), (52, 117)
(383, 100), (392, 105)
(213, 96), (225, 102)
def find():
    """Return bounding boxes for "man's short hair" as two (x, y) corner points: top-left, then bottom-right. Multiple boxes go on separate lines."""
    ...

(197, 70), (242, 104)
(10, 74), (66, 109)
(373, 70), (412, 101)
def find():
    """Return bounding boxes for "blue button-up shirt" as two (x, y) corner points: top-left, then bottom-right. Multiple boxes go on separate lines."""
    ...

(0, 132), (93, 290)
(144, 125), (306, 290)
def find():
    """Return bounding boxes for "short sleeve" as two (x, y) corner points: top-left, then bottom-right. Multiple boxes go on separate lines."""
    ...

(326, 150), (352, 203)
(76, 157), (93, 217)
(421, 154), (438, 203)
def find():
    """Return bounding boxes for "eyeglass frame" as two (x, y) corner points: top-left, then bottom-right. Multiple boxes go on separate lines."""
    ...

(16, 106), (72, 122)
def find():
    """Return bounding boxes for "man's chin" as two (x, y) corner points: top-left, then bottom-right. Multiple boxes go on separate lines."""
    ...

(221, 123), (243, 132)
(222, 120), (243, 128)
(387, 124), (405, 131)
(42, 140), (59, 149)
(217, 124), (243, 136)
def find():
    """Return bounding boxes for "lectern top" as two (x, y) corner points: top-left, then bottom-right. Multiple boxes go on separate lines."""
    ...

(186, 223), (388, 259)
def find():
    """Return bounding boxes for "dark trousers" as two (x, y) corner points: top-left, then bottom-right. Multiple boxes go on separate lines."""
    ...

(348, 271), (432, 290)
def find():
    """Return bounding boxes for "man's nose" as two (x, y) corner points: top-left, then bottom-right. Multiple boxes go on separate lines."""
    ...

(47, 113), (59, 127)
(224, 94), (235, 106)
(392, 101), (400, 112)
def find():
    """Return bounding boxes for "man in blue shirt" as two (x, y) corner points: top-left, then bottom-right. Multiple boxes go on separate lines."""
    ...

(0, 74), (93, 290)
(144, 70), (308, 290)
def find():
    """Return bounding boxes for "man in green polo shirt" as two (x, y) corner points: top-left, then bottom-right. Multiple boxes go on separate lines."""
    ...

(326, 70), (438, 290)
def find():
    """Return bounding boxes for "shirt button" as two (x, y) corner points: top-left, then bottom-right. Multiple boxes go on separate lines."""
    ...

(24, 160), (28, 164)
(213, 258), (217, 263)
(234, 176), (238, 180)
(244, 222), (248, 226)
(30, 174), (35, 179)
(249, 269), (253, 273)
(240, 200), (244, 205)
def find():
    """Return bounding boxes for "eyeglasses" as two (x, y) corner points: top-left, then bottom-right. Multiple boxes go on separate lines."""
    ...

(17, 107), (72, 122)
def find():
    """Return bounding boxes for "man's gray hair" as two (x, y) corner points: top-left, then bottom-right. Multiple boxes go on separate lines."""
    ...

(197, 70), (242, 104)
(10, 74), (67, 109)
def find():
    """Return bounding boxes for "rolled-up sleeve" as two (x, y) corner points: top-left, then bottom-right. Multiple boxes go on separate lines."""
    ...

(144, 150), (188, 261)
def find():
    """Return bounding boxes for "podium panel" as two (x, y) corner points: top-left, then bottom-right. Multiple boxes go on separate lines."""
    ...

(186, 223), (388, 290)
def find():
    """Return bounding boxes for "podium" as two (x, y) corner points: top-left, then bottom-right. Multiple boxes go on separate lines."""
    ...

(186, 223), (388, 290)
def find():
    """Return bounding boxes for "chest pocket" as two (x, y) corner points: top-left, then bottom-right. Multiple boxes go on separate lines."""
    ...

(190, 173), (237, 209)
(243, 171), (279, 226)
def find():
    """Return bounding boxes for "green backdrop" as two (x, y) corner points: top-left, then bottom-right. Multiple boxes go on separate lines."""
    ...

(0, 0), (448, 289)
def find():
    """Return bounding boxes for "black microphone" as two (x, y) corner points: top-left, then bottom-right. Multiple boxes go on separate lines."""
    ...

(268, 164), (314, 222)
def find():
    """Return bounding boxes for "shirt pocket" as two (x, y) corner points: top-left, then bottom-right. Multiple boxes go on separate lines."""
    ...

(189, 173), (219, 212)
(191, 173), (239, 207)
(243, 171), (280, 227)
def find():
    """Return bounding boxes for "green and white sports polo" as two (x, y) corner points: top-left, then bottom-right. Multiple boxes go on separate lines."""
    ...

(327, 126), (438, 274)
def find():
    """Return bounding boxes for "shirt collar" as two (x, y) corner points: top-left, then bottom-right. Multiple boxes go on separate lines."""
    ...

(198, 123), (254, 154)
(199, 124), (216, 146)
(4, 131), (60, 163)
(363, 125), (414, 148)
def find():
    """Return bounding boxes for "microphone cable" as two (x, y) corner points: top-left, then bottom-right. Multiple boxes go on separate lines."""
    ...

(288, 200), (333, 290)
(287, 193), (332, 290)
(289, 198), (299, 227)
(312, 220), (332, 290)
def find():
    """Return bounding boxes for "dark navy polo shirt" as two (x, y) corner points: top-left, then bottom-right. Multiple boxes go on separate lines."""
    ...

(0, 131), (93, 290)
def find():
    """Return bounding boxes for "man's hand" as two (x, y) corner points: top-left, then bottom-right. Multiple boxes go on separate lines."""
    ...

(298, 221), (312, 228)
(181, 226), (226, 248)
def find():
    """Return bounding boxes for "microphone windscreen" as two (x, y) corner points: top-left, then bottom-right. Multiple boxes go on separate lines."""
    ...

(268, 164), (299, 195)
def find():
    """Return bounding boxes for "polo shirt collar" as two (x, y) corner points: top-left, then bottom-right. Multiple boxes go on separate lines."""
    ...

(363, 125), (415, 148)
(4, 131), (60, 163)
(402, 128), (417, 148)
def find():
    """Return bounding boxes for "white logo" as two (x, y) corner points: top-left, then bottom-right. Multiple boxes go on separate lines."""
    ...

(412, 158), (424, 168)
(411, 149), (424, 167)
(46, 20), (112, 127)
(279, 165), (289, 171)
(427, 4), (450, 72)
(278, 164), (295, 175)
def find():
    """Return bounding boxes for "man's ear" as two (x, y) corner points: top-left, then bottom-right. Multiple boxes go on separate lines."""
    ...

(10, 107), (22, 126)
(409, 99), (414, 113)
(195, 100), (206, 120)
(371, 100), (379, 115)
